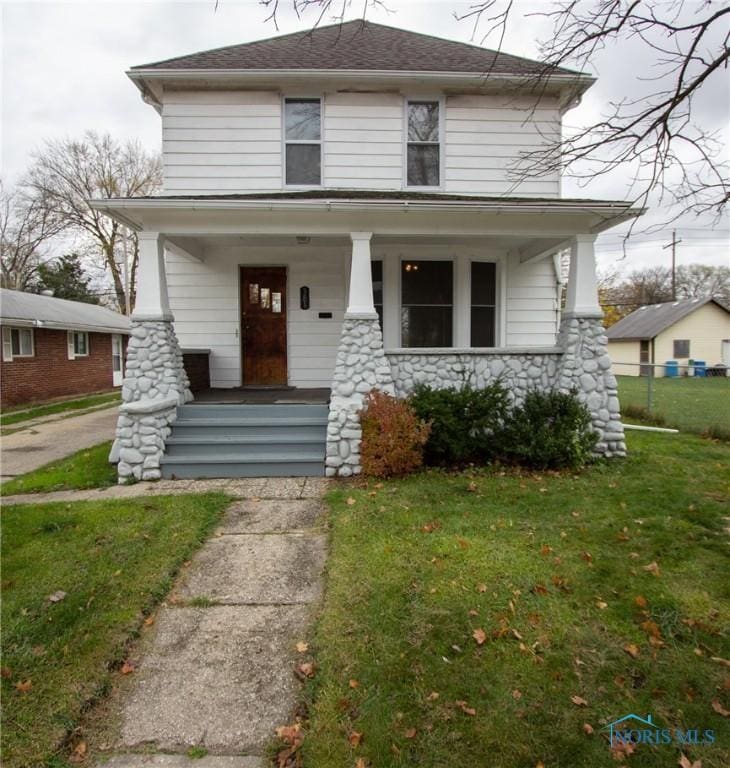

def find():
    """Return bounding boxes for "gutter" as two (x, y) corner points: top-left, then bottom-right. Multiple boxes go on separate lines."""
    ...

(1, 318), (131, 335)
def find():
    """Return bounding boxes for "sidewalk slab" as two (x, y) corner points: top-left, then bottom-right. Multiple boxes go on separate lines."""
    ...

(219, 499), (323, 534)
(102, 756), (263, 768)
(175, 534), (326, 605)
(120, 605), (309, 753)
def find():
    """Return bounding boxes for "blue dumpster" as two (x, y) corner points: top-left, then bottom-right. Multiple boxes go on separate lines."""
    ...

(694, 360), (707, 377)
(665, 360), (679, 377)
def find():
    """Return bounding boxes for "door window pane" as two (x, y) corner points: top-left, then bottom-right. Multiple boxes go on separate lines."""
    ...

(401, 260), (453, 348)
(471, 262), (496, 347)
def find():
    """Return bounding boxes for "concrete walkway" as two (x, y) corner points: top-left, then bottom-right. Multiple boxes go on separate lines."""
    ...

(97, 482), (328, 767)
(0, 405), (118, 482)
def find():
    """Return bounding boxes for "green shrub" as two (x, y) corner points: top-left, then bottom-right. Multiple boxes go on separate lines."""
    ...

(499, 390), (598, 470)
(622, 403), (667, 427)
(409, 382), (511, 466)
(360, 390), (431, 478)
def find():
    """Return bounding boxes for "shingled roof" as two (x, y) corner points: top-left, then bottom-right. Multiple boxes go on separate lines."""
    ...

(131, 20), (579, 77)
(606, 297), (730, 341)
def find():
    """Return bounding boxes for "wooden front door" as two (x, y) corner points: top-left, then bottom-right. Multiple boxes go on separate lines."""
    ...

(240, 266), (288, 386)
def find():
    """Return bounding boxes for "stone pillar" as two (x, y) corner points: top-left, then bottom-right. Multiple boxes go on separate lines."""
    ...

(111, 232), (192, 482)
(326, 233), (395, 477)
(557, 236), (626, 457)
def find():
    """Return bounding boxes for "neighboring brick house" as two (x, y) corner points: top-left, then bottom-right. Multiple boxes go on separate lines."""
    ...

(1, 289), (130, 408)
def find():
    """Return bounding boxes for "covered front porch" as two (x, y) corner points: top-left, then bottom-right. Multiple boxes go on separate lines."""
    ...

(91, 193), (640, 480)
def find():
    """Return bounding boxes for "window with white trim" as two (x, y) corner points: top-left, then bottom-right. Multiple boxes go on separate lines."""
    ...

(68, 331), (89, 359)
(401, 260), (453, 347)
(406, 101), (440, 187)
(2, 327), (34, 360)
(284, 98), (322, 186)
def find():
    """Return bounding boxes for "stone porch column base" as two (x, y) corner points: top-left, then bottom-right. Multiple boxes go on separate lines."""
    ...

(326, 314), (395, 477)
(112, 318), (193, 482)
(557, 313), (626, 457)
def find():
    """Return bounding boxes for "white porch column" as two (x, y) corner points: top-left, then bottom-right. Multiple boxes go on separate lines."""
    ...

(347, 232), (376, 316)
(133, 231), (172, 319)
(564, 234), (601, 317)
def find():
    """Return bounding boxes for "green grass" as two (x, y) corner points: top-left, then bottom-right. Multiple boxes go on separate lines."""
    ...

(617, 375), (730, 435)
(0, 441), (117, 496)
(1, 492), (230, 768)
(306, 431), (730, 768)
(0, 392), (120, 429)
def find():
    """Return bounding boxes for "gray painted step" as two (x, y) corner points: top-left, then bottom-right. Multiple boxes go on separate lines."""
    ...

(178, 404), (329, 419)
(162, 403), (328, 478)
(165, 435), (325, 458)
(160, 454), (325, 479)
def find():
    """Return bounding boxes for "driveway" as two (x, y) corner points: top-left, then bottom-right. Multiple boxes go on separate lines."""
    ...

(0, 406), (118, 481)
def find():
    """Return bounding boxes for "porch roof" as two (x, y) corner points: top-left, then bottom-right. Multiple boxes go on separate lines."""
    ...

(89, 192), (642, 243)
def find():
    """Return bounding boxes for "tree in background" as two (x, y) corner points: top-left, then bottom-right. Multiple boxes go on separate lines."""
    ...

(33, 253), (100, 304)
(599, 263), (730, 325)
(0, 181), (62, 290)
(23, 132), (162, 314)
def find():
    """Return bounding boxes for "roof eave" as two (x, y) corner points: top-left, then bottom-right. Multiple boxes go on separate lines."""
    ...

(1, 317), (130, 335)
(127, 68), (595, 110)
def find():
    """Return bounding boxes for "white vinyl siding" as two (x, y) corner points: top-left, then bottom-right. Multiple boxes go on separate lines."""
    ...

(162, 91), (282, 194)
(323, 92), (403, 189)
(444, 94), (561, 197)
(166, 243), (347, 388)
(505, 257), (560, 346)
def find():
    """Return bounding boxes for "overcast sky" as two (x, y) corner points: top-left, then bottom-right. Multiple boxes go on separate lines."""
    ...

(2, 0), (728, 276)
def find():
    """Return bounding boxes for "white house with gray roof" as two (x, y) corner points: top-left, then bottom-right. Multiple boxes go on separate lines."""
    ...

(90, 20), (642, 481)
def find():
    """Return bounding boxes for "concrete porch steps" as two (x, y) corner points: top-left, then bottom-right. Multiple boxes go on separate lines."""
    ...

(160, 404), (327, 478)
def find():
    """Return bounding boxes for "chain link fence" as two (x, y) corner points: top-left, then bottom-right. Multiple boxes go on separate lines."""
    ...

(613, 362), (730, 438)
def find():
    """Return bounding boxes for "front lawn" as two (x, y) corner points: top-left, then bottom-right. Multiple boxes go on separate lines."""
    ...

(0, 391), (120, 429)
(617, 375), (730, 435)
(1, 493), (230, 768)
(306, 431), (730, 767)
(0, 441), (116, 496)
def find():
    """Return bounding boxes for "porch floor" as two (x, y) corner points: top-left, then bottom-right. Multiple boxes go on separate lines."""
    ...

(193, 387), (330, 405)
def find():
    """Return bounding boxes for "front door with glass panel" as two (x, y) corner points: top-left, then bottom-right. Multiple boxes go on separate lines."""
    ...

(111, 334), (124, 387)
(240, 267), (288, 386)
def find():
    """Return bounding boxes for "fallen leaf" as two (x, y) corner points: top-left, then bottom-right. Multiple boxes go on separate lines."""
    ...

(581, 551), (593, 563)
(473, 628), (487, 646)
(540, 544), (553, 556)
(120, 661), (135, 675)
(596, 601), (608, 610)
(512, 689), (522, 700)
(426, 691), (439, 701)
(467, 481), (478, 493)
(404, 727), (417, 739)
(15, 679), (32, 693)
(296, 661), (316, 679)
(582, 722), (594, 735)
(48, 590), (67, 603)
(355, 759), (368, 768)
(143, 616), (155, 627)
(349, 730), (363, 747)
(611, 740), (635, 760)
(678, 755), (702, 768)
(571, 695), (588, 707)
(349, 679), (359, 689)
(711, 657), (730, 667)
(1, 667), (12, 679)
(532, 583), (549, 596)
(421, 520), (441, 533)
(346, 497), (356, 506)
(455, 700), (476, 716)
(457, 537), (470, 549)
(536, 762), (545, 768)
(640, 619), (662, 638)
(468, 609), (479, 617)
(477, 583), (487, 593)
(711, 699), (730, 717)
(643, 561), (660, 576)
(68, 741), (87, 764)
(296, 641), (309, 653)
(634, 595), (648, 608)
(624, 643), (640, 659)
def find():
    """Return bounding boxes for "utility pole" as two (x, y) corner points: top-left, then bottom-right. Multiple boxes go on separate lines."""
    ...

(662, 230), (682, 300)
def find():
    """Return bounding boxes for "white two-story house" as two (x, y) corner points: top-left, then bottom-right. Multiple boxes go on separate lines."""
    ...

(93, 20), (640, 480)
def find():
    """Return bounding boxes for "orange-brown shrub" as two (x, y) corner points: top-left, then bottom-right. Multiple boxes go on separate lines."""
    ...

(360, 390), (431, 478)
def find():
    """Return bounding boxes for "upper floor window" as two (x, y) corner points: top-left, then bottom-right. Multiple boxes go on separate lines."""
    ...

(284, 98), (321, 186)
(406, 101), (440, 187)
(2, 327), (34, 361)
